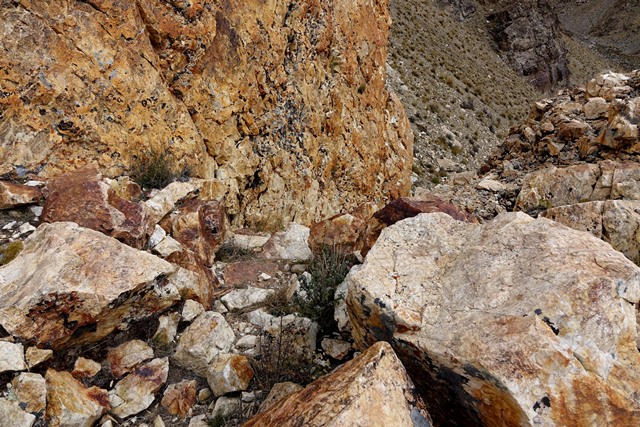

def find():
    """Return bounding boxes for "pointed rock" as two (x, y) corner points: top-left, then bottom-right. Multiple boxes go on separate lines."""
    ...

(244, 342), (431, 426)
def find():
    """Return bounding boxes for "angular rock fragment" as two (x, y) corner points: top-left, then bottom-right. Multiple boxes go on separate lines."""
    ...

(359, 195), (474, 257)
(262, 224), (312, 262)
(161, 380), (197, 418)
(258, 382), (303, 413)
(42, 167), (147, 248)
(244, 342), (431, 426)
(72, 357), (101, 379)
(0, 341), (27, 373)
(347, 212), (640, 426)
(221, 286), (276, 312)
(110, 358), (169, 419)
(206, 354), (254, 397)
(12, 372), (46, 413)
(107, 340), (154, 378)
(46, 369), (109, 426)
(152, 313), (181, 346)
(0, 181), (42, 210)
(165, 199), (226, 267)
(0, 398), (35, 427)
(172, 312), (235, 376)
(0, 222), (191, 349)
(25, 347), (52, 369)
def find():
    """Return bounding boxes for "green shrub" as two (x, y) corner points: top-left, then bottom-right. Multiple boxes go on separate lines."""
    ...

(131, 150), (178, 189)
(293, 247), (354, 334)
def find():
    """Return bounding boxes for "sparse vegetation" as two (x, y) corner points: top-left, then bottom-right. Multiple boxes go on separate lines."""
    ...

(292, 247), (354, 334)
(131, 150), (180, 189)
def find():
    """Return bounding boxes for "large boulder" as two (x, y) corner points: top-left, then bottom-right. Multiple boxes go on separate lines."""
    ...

(42, 166), (148, 248)
(0, 222), (198, 349)
(347, 212), (640, 426)
(0, 0), (412, 228)
(244, 341), (431, 426)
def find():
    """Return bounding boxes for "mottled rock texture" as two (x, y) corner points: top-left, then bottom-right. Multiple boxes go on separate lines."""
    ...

(244, 341), (431, 426)
(0, 222), (194, 349)
(484, 0), (569, 92)
(0, 0), (412, 228)
(347, 212), (640, 426)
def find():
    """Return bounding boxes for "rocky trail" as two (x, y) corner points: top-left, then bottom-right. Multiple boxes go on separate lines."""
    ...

(1, 0), (640, 426)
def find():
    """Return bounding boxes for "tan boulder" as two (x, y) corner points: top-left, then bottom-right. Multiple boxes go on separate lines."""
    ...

(0, 341), (27, 373)
(25, 347), (52, 369)
(0, 222), (192, 349)
(0, 0), (412, 228)
(161, 380), (197, 418)
(106, 339), (154, 378)
(583, 97), (609, 119)
(42, 167), (147, 248)
(0, 181), (42, 210)
(542, 200), (640, 263)
(347, 212), (640, 426)
(110, 358), (169, 419)
(45, 369), (109, 426)
(172, 311), (235, 376)
(244, 341), (431, 426)
(206, 354), (254, 397)
(11, 373), (47, 414)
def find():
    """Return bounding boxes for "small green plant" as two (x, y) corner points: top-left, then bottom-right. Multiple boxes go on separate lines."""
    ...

(131, 150), (178, 189)
(293, 247), (354, 334)
(208, 414), (226, 427)
(0, 241), (23, 266)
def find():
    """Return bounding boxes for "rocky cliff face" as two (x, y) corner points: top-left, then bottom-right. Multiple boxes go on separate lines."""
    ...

(484, 0), (569, 92)
(0, 0), (412, 228)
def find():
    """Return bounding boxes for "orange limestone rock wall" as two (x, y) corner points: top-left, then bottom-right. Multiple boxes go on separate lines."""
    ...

(0, 0), (413, 227)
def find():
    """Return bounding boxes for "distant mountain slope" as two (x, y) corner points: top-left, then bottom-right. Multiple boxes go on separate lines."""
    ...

(388, 0), (618, 188)
(553, 0), (640, 71)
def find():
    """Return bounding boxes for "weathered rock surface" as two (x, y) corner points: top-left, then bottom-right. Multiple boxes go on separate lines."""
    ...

(0, 0), (412, 228)
(72, 357), (101, 379)
(107, 339), (154, 378)
(347, 212), (640, 426)
(25, 347), (52, 369)
(485, 0), (569, 92)
(262, 223), (312, 262)
(516, 160), (640, 213)
(244, 341), (431, 426)
(42, 167), (147, 248)
(0, 181), (42, 210)
(11, 373), (47, 414)
(542, 200), (640, 263)
(206, 354), (254, 397)
(45, 369), (109, 427)
(0, 341), (27, 373)
(161, 380), (197, 418)
(359, 195), (475, 257)
(221, 286), (276, 312)
(0, 398), (35, 427)
(110, 357), (168, 419)
(0, 222), (192, 349)
(258, 382), (304, 413)
(172, 311), (235, 376)
(163, 199), (225, 267)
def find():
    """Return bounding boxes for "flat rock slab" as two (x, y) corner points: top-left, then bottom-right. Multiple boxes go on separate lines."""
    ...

(347, 212), (640, 426)
(244, 341), (431, 426)
(0, 222), (190, 349)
